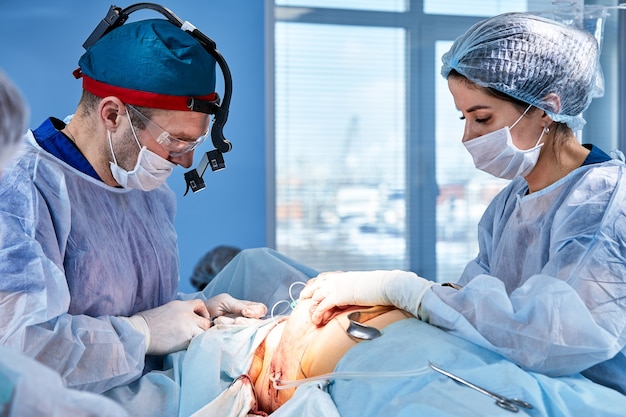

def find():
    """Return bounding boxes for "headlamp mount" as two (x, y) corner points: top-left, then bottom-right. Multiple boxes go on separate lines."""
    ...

(82, 3), (233, 195)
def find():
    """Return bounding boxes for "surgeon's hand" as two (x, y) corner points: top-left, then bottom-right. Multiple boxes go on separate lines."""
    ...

(127, 299), (212, 355)
(205, 293), (267, 320)
(300, 270), (435, 325)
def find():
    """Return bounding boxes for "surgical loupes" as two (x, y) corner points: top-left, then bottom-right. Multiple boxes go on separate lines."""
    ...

(428, 361), (533, 413)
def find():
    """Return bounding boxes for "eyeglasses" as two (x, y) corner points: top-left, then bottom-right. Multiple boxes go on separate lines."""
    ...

(127, 105), (210, 157)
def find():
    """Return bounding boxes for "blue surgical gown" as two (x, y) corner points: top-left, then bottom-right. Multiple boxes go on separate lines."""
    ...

(0, 124), (178, 393)
(422, 157), (626, 393)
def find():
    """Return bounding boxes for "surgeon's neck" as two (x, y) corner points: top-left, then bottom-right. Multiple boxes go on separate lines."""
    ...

(525, 135), (590, 193)
(65, 111), (119, 186)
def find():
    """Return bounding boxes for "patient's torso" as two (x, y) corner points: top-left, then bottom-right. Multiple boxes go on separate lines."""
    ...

(250, 299), (412, 413)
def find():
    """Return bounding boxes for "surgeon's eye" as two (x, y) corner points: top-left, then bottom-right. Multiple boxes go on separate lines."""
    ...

(475, 116), (490, 123)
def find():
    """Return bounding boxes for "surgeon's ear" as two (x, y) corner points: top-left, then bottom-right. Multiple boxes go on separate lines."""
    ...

(98, 96), (126, 132)
(540, 110), (554, 125)
(541, 93), (561, 116)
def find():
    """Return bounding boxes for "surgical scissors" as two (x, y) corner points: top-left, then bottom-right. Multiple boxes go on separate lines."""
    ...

(428, 362), (533, 413)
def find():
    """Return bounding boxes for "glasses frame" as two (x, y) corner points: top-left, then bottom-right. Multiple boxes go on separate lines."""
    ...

(128, 104), (210, 157)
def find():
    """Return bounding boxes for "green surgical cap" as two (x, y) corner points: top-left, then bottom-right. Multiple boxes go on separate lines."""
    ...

(441, 12), (600, 131)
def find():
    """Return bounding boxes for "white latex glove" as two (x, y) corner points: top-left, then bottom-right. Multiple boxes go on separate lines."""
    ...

(205, 293), (268, 319)
(300, 270), (435, 325)
(124, 299), (212, 355)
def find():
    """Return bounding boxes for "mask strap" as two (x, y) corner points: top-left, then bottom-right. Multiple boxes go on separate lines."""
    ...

(510, 104), (534, 130)
(534, 125), (548, 147)
(107, 130), (119, 166)
(125, 110), (142, 150)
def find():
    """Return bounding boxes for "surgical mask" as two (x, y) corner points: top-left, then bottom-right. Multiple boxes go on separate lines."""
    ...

(108, 112), (176, 191)
(463, 105), (546, 180)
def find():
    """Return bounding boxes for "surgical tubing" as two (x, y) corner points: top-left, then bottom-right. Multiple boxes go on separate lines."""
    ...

(270, 281), (307, 322)
(270, 366), (431, 390)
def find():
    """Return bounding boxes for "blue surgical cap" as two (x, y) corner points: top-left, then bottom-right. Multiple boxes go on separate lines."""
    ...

(77, 19), (217, 111)
(441, 12), (600, 131)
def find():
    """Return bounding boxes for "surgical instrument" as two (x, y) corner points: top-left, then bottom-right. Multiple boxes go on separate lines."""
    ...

(428, 361), (533, 413)
(346, 311), (382, 340)
(270, 366), (430, 390)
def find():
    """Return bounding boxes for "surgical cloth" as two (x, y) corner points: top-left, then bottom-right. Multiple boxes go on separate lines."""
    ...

(330, 320), (626, 417)
(421, 158), (626, 393)
(174, 314), (626, 416)
(441, 12), (600, 130)
(0, 130), (178, 393)
(0, 346), (128, 417)
(77, 19), (217, 111)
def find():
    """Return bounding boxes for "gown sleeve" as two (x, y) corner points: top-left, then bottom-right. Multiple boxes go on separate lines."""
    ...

(0, 154), (147, 394)
(421, 163), (626, 376)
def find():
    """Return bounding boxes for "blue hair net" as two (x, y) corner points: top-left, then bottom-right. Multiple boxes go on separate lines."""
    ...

(441, 12), (600, 131)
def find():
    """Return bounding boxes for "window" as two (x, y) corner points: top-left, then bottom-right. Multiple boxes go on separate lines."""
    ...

(275, 22), (406, 271)
(424, 0), (527, 16)
(271, 0), (621, 281)
(276, 0), (406, 12)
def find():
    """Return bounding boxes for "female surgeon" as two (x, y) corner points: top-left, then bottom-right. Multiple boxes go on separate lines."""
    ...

(301, 12), (626, 395)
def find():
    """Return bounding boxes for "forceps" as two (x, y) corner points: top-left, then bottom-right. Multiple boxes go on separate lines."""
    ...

(428, 362), (533, 413)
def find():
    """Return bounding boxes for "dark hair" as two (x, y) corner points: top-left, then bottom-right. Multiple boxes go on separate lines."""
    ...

(190, 245), (242, 291)
(78, 90), (154, 130)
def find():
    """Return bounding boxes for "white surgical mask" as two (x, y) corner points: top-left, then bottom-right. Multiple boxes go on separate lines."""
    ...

(108, 112), (176, 191)
(463, 105), (546, 180)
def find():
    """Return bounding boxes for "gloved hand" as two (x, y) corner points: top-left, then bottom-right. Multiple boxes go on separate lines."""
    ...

(205, 293), (268, 319)
(124, 299), (212, 355)
(300, 270), (435, 325)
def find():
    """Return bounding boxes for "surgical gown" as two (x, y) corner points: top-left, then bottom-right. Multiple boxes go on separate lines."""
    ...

(0, 130), (179, 393)
(0, 346), (129, 417)
(421, 158), (626, 393)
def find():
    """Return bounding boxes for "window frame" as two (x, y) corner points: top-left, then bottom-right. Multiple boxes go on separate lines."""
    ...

(268, 0), (622, 279)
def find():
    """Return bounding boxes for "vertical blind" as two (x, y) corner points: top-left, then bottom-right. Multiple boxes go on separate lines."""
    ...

(275, 21), (407, 272)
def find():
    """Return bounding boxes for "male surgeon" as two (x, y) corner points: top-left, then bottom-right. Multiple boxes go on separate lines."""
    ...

(0, 5), (270, 415)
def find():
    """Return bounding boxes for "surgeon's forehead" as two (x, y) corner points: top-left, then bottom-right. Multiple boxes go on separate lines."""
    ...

(448, 77), (501, 113)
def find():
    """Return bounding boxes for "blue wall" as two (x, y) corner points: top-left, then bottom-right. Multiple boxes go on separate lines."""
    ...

(0, 1), (268, 293)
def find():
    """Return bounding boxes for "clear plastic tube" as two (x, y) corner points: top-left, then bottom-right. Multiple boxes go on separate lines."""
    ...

(270, 366), (431, 390)
(270, 281), (307, 322)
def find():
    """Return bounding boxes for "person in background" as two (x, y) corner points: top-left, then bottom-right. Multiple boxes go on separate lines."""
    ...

(191, 245), (242, 290)
(302, 12), (626, 395)
(0, 72), (26, 169)
(0, 6), (273, 409)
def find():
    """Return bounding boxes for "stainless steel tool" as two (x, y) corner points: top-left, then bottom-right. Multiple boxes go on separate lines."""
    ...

(428, 361), (533, 413)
